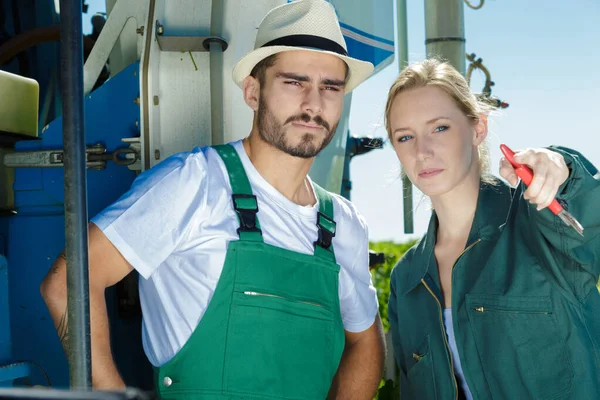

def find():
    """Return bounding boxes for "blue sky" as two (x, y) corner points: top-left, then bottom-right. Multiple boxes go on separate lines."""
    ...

(80, 0), (600, 243)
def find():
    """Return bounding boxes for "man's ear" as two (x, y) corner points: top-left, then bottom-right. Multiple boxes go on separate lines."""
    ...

(243, 76), (260, 111)
(473, 113), (488, 146)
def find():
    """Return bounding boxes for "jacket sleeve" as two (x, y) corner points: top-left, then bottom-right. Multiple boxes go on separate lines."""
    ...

(388, 266), (414, 399)
(527, 146), (600, 280)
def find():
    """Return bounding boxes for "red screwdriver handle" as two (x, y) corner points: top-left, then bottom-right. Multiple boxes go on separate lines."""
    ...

(500, 144), (563, 215)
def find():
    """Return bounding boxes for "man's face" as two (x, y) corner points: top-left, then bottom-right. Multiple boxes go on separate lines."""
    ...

(254, 51), (347, 158)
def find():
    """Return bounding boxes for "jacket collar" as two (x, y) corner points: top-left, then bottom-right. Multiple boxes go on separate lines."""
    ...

(398, 180), (513, 296)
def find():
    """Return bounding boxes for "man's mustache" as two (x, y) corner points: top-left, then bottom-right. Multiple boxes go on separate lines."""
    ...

(284, 113), (330, 132)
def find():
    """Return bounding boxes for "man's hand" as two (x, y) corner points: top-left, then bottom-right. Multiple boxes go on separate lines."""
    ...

(500, 148), (569, 211)
(327, 314), (385, 400)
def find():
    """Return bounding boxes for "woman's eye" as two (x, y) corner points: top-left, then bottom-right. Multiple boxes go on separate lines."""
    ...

(397, 135), (412, 143)
(434, 125), (449, 133)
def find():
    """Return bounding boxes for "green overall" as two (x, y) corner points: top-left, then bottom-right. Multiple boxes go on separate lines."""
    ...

(154, 144), (346, 400)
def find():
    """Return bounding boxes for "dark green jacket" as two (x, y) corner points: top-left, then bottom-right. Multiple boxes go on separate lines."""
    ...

(388, 147), (600, 400)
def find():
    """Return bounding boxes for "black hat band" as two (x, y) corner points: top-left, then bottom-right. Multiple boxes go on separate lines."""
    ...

(261, 34), (348, 57)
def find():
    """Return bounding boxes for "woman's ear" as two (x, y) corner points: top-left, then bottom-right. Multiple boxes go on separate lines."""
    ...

(473, 113), (488, 146)
(243, 76), (260, 111)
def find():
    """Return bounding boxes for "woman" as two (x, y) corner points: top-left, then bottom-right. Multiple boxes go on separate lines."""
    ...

(386, 59), (600, 399)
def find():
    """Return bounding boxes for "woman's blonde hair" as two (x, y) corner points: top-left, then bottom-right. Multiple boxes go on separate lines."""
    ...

(384, 58), (496, 184)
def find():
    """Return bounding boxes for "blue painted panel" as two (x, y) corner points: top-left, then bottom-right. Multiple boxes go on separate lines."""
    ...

(331, 0), (395, 71)
(0, 362), (31, 388)
(7, 215), (67, 387)
(14, 63), (141, 211)
(0, 256), (11, 366)
(339, 22), (394, 46)
(345, 37), (394, 70)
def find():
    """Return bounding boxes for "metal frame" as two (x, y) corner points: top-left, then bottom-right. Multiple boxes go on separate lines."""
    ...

(397, 0), (413, 234)
(83, 0), (148, 96)
(59, 0), (91, 388)
(424, 0), (466, 74)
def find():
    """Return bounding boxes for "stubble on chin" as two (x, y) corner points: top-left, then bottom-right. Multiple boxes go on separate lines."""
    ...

(257, 99), (337, 158)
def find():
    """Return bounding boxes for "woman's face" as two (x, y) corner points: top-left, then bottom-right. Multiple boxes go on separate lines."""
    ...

(388, 85), (487, 198)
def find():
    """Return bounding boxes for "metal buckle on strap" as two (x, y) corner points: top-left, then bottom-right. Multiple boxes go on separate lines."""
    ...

(314, 212), (336, 250)
(232, 194), (261, 234)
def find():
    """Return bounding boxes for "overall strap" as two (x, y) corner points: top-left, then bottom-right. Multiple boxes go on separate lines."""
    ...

(312, 183), (337, 263)
(213, 144), (263, 242)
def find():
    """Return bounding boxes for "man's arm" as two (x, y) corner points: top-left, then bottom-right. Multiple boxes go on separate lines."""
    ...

(327, 314), (386, 400)
(40, 223), (133, 389)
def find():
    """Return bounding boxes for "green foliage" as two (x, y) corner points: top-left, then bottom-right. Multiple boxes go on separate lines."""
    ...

(375, 378), (400, 400)
(369, 240), (418, 332)
(370, 240), (417, 399)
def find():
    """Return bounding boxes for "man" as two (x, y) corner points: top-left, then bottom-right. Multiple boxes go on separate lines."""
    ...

(41, 0), (385, 399)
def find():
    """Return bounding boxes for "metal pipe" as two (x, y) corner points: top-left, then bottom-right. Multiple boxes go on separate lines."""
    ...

(210, 0), (224, 145)
(59, 0), (92, 388)
(141, 0), (157, 170)
(209, 42), (224, 145)
(0, 26), (95, 66)
(397, 0), (413, 234)
(424, 0), (466, 74)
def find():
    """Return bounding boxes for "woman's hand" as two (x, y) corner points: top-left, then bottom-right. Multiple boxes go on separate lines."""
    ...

(500, 148), (569, 211)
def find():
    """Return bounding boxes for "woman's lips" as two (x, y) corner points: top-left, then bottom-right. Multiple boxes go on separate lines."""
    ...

(418, 168), (444, 178)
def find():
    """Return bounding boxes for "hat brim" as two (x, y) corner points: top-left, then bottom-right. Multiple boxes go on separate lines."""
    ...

(232, 46), (374, 93)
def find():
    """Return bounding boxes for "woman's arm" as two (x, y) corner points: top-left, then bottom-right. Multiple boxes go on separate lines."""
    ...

(500, 145), (600, 279)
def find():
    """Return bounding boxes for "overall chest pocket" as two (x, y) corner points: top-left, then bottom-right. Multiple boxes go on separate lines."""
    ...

(223, 289), (340, 400)
(466, 295), (573, 400)
(405, 335), (438, 399)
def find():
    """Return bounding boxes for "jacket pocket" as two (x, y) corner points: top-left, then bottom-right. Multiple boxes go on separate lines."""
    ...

(466, 294), (573, 400)
(405, 335), (437, 399)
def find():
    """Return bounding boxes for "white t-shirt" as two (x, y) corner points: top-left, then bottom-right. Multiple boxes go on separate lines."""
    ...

(443, 309), (473, 400)
(92, 140), (378, 367)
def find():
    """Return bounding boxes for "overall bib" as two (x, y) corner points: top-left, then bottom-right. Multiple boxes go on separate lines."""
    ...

(155, 144), (346, 399)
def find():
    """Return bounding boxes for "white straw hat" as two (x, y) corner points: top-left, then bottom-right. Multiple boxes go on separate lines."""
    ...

(232, 0), (375, 93)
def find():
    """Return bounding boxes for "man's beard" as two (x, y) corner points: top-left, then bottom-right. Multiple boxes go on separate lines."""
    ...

(256, 96), (338, 159)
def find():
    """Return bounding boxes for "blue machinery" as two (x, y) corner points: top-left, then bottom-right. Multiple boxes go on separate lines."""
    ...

(0, 0), (148, 388)
(1, 60), (147, 388)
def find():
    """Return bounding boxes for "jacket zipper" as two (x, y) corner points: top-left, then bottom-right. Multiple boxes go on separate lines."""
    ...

(243, 291), (326, 309)
(421, 237), (481, 400)
(422, 279), (459, 400)
(473, 306), (550, 315)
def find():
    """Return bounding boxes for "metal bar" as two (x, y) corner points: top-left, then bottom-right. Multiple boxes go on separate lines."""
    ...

(340, 136), (356, 200)
(209, 0), (225, 145)
(209, 41), (224, 145)
(397, 0), (409, 70)
(2, 145), (138, 170)
(424, 0), (466, 74)
(141, 0), (157, 171)
(398, 0), (414, 234)
(59, 0), (92, 388)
